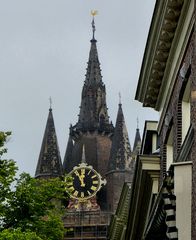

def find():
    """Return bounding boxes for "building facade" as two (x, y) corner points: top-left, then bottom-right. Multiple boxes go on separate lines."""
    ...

(125, 0), (195, 239)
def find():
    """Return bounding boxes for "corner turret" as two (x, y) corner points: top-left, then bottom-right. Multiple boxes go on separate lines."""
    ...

(106, 100), (134, 212)
(35, 107), (63, 178)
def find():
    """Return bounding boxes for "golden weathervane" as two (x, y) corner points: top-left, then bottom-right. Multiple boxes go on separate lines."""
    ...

(91, 10), (98, 40)
(91, 10), (98, 17)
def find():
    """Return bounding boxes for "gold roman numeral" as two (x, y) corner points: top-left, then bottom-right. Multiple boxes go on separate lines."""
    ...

(68, 186), (74, 192)
(67, 181), (73, 186)
(73, 190), (78, 197)
(91, 175), (97, 179)
(81, 192), (84, 198)
(93, 180), (99, 185)
(91, 186), (97, 191)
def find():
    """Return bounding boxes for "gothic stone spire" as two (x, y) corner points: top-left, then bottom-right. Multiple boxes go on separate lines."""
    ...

(108, 103), (132, 171)
(35, 108), (63, 178)
(106, 102), (134, 212)
(133, 126), (141, 156)
(71, 20), (113, 135)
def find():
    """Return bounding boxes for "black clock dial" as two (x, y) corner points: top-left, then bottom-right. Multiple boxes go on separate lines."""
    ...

(68, 167), (100, 200)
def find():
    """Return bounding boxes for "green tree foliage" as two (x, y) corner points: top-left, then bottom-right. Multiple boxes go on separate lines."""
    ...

(2, 174), (66, 240)
(34, 212), (65, 240)
(0, 132), (67, 240)
(0, 132), (18, 215)
(0, 228), (42, 240)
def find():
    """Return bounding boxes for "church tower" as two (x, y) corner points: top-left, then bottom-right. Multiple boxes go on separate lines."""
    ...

(63, 16), (114, 210)
(35, 14), (136, 239)
(35, 106), (63, 178)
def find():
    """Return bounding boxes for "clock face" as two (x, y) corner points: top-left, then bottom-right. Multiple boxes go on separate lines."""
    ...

(67, 165), (101, 200)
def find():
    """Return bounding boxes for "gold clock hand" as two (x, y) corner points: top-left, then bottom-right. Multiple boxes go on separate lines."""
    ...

(79, 174), (85, 187)
(75, 171), (85, 187)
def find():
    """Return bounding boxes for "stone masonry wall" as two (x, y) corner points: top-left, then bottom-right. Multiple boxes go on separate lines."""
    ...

(106, 171), (133, 212)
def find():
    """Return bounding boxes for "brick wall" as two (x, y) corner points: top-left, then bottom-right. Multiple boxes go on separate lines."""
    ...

(159, 32), (194, 186)
(157, 29), (195, 238)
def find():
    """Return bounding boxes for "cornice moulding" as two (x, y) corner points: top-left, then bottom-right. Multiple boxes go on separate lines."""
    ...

(135, 0), (194, 114)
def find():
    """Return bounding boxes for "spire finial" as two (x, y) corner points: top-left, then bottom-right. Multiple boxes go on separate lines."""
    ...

(81, 144), (86, 163)
(49, 96), (52, 111)
(137, 117), (139, 129)
(119, 92), (122, 105)
(91, 10), (98, 40)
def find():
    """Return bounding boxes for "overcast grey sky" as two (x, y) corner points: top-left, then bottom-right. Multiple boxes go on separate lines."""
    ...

(0, 0), (158, 176)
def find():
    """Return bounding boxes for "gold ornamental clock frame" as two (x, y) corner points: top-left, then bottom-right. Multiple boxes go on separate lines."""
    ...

(67, 162), (106, 201)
